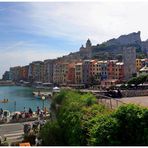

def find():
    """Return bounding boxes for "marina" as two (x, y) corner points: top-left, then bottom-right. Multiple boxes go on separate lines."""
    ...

(0, 86), (51, 112)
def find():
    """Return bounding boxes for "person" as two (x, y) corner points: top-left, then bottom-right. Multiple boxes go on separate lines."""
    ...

(23, 107), (26, 113)
(35, 137), (39, 146)
(44, 107), (47, 113)
(0, 136), (2, 145)
(28, 108), (33, 116)
(40, 111), (44, 120)
(0, 108), (3, 120)
(3, 137), (8, 146)
(36, 106), (40, 116)
(117, 89), (122, 98)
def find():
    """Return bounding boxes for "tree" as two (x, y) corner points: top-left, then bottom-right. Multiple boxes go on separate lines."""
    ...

(127, 74), (148, 87)
(39, 121), (64, 146)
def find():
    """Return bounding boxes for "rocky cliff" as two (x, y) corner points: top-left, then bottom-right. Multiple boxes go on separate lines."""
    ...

(92, 31), (147, 60)
(105, 31), (141, 46)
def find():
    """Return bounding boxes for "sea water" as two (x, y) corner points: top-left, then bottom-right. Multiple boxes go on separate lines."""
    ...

(0, 86), (51, 112)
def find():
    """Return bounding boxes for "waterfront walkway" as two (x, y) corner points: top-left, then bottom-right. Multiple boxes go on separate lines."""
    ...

(120, 96), (148, 107)
(0, 122), (24, 144)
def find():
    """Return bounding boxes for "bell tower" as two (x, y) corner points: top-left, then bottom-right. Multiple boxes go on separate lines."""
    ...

(86, 39), (92, 48)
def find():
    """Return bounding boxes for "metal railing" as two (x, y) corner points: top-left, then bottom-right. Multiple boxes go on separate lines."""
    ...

(95, 94), (126, 109)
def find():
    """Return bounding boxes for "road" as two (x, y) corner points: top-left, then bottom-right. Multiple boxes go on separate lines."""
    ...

(119, 96), (148, 107)
(0, 121), (34, 144)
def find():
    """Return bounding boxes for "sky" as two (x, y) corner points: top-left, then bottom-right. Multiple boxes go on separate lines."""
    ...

(0, 1), (148, 77)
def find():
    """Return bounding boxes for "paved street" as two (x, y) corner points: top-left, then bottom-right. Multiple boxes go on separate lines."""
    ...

(119, 96), (148, 107)
(0, 121), (34, 144)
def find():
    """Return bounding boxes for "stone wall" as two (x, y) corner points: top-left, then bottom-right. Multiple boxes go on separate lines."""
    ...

(121, 89), (148, 97)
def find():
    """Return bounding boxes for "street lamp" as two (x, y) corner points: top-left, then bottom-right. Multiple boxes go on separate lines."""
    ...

(14, 101), (16, 112)
(41, 96), (45, 110)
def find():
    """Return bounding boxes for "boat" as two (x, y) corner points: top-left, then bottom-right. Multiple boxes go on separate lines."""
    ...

(53, 86), (60, 93)
(0, 99), (9, 103)
(33, 91), (53, 99)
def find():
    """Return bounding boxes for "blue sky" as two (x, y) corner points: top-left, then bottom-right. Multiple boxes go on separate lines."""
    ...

(0, 1), (148, 77)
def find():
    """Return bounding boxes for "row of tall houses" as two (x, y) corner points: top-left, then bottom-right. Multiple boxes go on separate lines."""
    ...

(2, 46), (148, 85)
(3, 57), (148, 85)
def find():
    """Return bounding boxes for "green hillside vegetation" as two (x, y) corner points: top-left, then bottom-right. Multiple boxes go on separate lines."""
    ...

(40, 90), (148, 146)
(127, 74), (148, 87)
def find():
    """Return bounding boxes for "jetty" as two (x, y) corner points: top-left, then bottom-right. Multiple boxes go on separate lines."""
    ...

(32, 91), (53, 98)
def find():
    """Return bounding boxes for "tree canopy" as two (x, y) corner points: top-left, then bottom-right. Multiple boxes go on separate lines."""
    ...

(40, 90), (148, 146)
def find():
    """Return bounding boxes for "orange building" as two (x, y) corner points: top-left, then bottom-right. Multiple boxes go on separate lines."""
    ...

(20, 65), (29, 81)
(89, 60), (97, 77)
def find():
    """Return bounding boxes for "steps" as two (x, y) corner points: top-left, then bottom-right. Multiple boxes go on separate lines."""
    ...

(3, 130), (24, 143)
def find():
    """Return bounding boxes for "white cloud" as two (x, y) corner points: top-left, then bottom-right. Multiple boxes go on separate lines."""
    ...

(1, 1), (148, 77)
(0, 41), (68, 77)
(22, 2), (148, 44)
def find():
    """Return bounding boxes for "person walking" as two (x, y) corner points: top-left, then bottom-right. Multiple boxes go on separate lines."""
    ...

(23, 107), (27, 113)
(36, 106), (40, 115)
(28, 108), (33, 116)
(0, 108), (3, 120)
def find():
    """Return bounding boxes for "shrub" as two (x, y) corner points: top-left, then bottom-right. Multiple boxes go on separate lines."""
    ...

(39, 121), (64, 146)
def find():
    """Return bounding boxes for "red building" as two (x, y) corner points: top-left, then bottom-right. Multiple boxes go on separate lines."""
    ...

(67, 63), (75, 84)
(115, 62), (124, 82)
(108, 60), (118, 79)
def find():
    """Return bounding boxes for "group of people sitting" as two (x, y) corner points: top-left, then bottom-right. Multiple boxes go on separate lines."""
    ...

(11, 107), (33, 120)
(11, 106), (48, 121)
(0, 106), (48, 122)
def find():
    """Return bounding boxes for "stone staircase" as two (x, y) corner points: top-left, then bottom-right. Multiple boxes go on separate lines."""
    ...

(3, 130), (24, 143)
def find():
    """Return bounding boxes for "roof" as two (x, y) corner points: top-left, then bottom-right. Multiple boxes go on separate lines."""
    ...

(102, 79), (119, 83)
(140, 66), (148, 72)
(76, 63), (82, 65)
(116, 62), (124, 66)
(19, 142), (31, 146)
(53, 87), (60, 90)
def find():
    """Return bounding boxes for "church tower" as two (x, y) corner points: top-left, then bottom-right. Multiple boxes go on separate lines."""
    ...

(86, 39), (92, 48)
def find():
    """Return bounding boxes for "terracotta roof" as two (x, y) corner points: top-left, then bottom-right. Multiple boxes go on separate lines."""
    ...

(19, 142), (31, 146)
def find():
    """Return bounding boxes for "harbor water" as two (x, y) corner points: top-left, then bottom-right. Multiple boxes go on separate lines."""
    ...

(0, 86), (51, 112)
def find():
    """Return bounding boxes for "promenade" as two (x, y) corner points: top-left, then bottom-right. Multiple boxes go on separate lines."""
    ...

(0, 122), (26, 144)
(120, 96), (148, 107)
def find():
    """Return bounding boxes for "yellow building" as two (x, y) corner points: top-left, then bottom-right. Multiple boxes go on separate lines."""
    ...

(136, 59), (142, 72)
(61, 63), (69, 84)
(75, 63), (83, 84)
(92, 61), (101, 81)
(53, 62), (62, 84)
(53, 62), (69, 85)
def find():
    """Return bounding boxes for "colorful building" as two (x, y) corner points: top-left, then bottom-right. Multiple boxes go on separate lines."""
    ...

(67, 63), (75, 84)
(19, 65), (29, 81)
(53, 62), (62, 84)
(75, 62), (83, 84)
(2, 71), (10, 80)
(115, 62), (124, 81)
(28, 61), (44, 82)
(61, 63), (69, 84)
(99, 61), (108, 80)
(108, 60), (118, 79)
(9, 66), (21, 81)
(136, 59), (142, 72)
(43, 59), (54, 83)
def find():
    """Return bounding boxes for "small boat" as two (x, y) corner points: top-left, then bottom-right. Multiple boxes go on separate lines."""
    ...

(33, 91), (53, 99)
(53, 87), (60, 93)
(0, 99), (9, 103)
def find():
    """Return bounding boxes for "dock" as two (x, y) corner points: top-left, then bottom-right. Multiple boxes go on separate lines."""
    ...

(33, 91), (53, 97)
